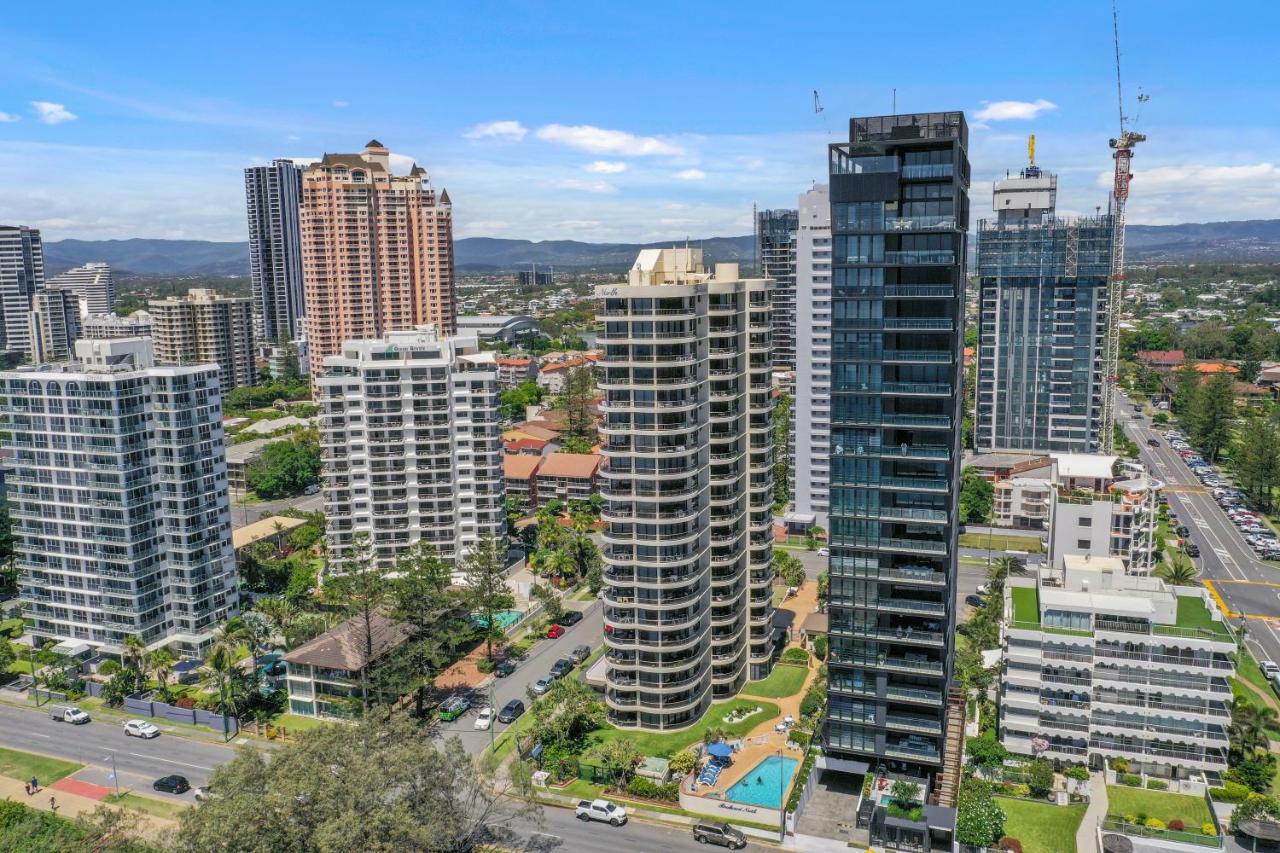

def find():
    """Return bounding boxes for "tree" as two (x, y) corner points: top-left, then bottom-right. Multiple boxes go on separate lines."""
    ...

(120, 634), (146, 672)
(256, 597), (297, 640)
(500, 380), (543, 422)
(1235, 418), (1280, 512)
(1188, 372), (1236, 461)
(960, 467), (994, 523)
(245, 434), (322, 499)
(966, 734), (1008, 770)
(285, 613), (328, 650)
(176, 714), (539, 852)
(145, 647), (176, 701)
(1230, 793), (1280, 834)
(323, 533), (389, 705)
(1230, 697), (1278, 757)
(555, 366), (597, 443)
(987, 556), (1026, 595)
(1171, 360), (1200, 415)
(774, 551), (806, 588)
(669, 750), (699, 777)
(527, 676), (606, 754)
(200, 641), (249, 720)
(531, 582), (565, 624)
(890, 780), (922, 807)
(590, 738), (645, 788)
(1027, 758), (1055, 798)
(773, 393), (792, 512)
(955, 776), (1006, 848)
(1156, 552), (1199, 586)
(462, 537), (515, 661)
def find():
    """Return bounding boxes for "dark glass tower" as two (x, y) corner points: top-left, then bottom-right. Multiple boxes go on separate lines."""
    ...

(824, 113), (970, 842)
(756, 208), (799, 370)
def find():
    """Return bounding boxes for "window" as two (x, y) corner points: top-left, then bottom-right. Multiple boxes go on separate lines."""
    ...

(1079, 517), (1092, 527)
(1077, 539), (1091, 549)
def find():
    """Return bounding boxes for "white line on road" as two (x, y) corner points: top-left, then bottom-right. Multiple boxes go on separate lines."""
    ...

(126, 752), (214, 772)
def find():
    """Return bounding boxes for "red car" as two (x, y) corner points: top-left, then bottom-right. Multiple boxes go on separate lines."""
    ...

(547, 624), (565, 639)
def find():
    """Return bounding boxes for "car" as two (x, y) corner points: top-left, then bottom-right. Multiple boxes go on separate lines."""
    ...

(474, 708), (494, 731)
(546, 624), (565, 639)
(549, 657), (574, 679)
(152, 774), (190, 794)
(494, 659), (517, 678)
(497, 699), (525, 723)
(1176, 525), (1191, 538)
(576, 798), (628, 826)
(817, 547), (830, 556)
(123, 719), (160, 738)
(438, 695), (471, 722)
(531, 677), (552, 696)
(1147, 438), (1160, 447)
(1184, 543), (1201, 558)
(965, 595), (985, 608)
(975, 583), (990, 596)
(557, 610), (584, 628)
(193, 785), (214, 802)
(303, 483), (320, 496)
(50, 706), (90, 724)
(570, 644), (591, 664)
(692, 820), (748, 849)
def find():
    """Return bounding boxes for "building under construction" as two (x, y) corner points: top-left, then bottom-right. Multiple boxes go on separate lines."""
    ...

(974, 151), (1115, 454)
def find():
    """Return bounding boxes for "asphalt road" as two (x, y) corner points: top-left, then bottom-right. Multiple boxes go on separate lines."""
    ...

(1117, 394), (1280, 669)
(510, 806), (775, 853)
(434, 599), (605, 755)
(229, 490), (324, 526)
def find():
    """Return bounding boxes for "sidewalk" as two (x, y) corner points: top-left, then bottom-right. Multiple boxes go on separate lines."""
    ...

(0, 774), (178, 834)
(1075, 772), (1108, 853)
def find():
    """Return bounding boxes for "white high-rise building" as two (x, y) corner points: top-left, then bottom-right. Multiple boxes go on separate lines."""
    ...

(150, 289), (257, 392)
(4, 337), (239, 655)
(81, 311), (154, 340)
(28, 288), (81, 363)
(596, 249), (775, 730)
(317, 326), (504, 570)
(48, 262), (115, 317)
(790, 184), (832, 527)
(0, 225), (44, 357)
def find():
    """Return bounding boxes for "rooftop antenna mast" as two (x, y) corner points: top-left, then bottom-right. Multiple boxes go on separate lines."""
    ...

(813, 89), (830, 136)
(1100, 0), (1147, 453)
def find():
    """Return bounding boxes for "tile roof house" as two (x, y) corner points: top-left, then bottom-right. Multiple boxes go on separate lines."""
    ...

(283, 611), (412, 719)
(1136, 350), (1185, 372)
(503, 454), (542, 509)
(534, 452), (601, 506)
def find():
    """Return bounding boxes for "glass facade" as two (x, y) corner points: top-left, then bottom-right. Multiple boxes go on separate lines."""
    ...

(974, 217), (1114, 453)
(824, 113), (969, 787)
(757, 209), (799, 370)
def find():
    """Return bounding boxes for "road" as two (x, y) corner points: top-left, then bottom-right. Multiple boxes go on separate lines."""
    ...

(435, 598), (605, 755)
(229, 490), (324, 527)
(508, 806), (775, 853)
(1116, 394), (1280, 669)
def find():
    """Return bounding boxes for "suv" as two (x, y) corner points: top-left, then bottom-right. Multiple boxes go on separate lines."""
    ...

(549, 657), (574, 679)
(570, 644), (591, 664)
(494, 659), (517, 678)
(497, 699), (525, 724)
(692, 821), (748, 849)
(558, 610), (584, 628)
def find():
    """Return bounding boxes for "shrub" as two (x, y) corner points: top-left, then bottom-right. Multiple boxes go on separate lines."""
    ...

(955, 777), (1006, 847)
(625, 776), (678, 802)
(1111, 758), (1129, 772)
(1064, 765), (1089, 782)
(1146, 779), (1168, 791)
(997, 838), (1023, 853)
(1228, 754), (1277, 793)
(966, 733), (1008, 770)
(798, 686), (823, 717)
(1118, 773), (1142, 787)
(1211, 781), (1252, 803)
(812, 635), (828, 660)
(1144, 817), (1166, 830)
(781, 647), (809, 663)
(1027, 758), (1054, 798)
(1168, 819), (1185, 831)
(174, 696), (197, 709)
(789, 729), (810, 750)
(476, 659), (495, 674)
(1202, 822), (1217, 836)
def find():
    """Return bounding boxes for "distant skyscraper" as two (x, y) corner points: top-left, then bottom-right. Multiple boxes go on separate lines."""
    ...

(0, 225), (44, 356)
(27, 289), (80, 362)
(756, 208), (799, 370)
(824, 112), (970, 836)
(81, 311), (153, 340)
(5, 337), (238, 656)
(301, 140), (456, 381)
(245, 160), (305, 343)
(149, 289), (256, 391)
(48, 262), (115, 317)
(974, 164), (1113, 453)
(791, 185), (832, 527)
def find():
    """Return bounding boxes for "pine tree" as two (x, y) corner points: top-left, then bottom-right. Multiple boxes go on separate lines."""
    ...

(1234, 418), (1280, 512)
(1190, 372), (1236, 461)
(1171, 360), (1200, 415)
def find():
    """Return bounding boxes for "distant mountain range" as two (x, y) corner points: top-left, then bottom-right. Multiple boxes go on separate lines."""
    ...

(40, 219), (1280, 277)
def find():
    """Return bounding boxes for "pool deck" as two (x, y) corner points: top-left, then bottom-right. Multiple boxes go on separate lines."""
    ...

(685, 580), (819, 807)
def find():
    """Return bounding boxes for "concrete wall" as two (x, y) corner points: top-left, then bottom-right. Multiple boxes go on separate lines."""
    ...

(678, 787), (783, 830)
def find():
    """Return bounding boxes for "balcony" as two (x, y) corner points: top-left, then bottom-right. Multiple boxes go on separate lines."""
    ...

(883, 250), (956, 266)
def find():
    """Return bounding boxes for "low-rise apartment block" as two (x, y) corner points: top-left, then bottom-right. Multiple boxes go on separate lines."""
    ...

(1002, 558), (1234, 779)
(284, 610), (410, 719)
(534, 452), (601, 506)
(1047, 454), (1160, 575)
(503, 454), (540, 511)
(495, 356), (536, 387)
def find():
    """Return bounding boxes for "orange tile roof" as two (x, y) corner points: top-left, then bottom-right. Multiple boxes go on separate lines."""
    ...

(503, 455), (542, 479)
(1194, 361), (1238, 374)
(535, 452), (601, 480)
(504, 424), (560, 442)
(496, 357), (533, 366)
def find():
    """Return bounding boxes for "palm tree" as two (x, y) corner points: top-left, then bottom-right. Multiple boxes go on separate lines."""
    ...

(121, 634), (146, 672)
(256, 597), (297, 641)
(201, 642), (249, 726)
(146, 647), (176, 700)
(541, 549), (575, 583)
(1229, 698), (1277, 755)
(1156, 552), (1200, 587)
(988, 556), (1026, 585)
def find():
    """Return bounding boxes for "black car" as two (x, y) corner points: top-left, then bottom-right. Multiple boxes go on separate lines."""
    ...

(1184, 543), (1201, 558)
(558, 610), (584, 628)
(549, 657), (574, 679)
(153, 775), (190, 794)
(965, 595), (985, 608)
(497, 699), (525, 724)
(1176, 525), (1191, 538)
(494, 659), (517, 678)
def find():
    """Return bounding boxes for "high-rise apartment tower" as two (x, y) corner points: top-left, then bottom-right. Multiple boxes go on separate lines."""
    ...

(824, 113), (970, 843)
(301, 140), (456, 382)
(596, 249), (775, 730)
(790, 185), (833, 527)
(149, 289), (257, 392)
(245, 160), (305, 342)
(974, 164), (1113, 453)
(0, 225), (44, 357)
(756, 208), (799, 370)
(27, 288), (80, 362)
(48, 262), (115, 317)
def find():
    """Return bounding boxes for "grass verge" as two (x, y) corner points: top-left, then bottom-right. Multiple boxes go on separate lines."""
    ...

(0, 746), (82, 784)
(105, 792), (188, 821)
(959, 532), (1044, 553)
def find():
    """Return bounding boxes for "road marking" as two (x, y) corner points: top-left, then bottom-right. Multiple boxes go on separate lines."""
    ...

(26, 732), (52, 739)
(1203, 581), (1238, 618)
(126, 752), (214, 771)
(1210, 580), (1280, 589)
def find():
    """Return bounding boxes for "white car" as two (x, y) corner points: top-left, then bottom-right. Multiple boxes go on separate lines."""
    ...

(1261, 661), (1280, 679)
(474, 708), (494, 731)
(123, 719), (160, 738)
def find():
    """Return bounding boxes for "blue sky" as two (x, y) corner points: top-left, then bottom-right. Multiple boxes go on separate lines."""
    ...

(1, 1), (1277, 243)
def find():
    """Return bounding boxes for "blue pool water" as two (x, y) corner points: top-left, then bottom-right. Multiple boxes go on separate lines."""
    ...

(724, 755), (799, 808)
(473, 609), (522, 631)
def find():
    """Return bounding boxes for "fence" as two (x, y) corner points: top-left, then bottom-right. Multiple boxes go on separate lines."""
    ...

(122, 691), (239, 734)
(1100, 817), (1223, 849)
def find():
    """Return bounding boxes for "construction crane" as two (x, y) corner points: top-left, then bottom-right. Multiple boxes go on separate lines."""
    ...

(1100, 0), (1146, 453)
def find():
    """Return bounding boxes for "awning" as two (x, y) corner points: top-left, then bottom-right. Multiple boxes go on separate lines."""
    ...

(707, 742), (733, 759)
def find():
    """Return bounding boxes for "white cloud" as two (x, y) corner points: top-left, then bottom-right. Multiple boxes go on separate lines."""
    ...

(1101, 161), (1280, 224)
(736, 156), (765, 170)
(674, 168), (706, 181)
(584, 160), (627, 174)
(0, 112), (19, 123)
(388, 153), (421, 175)
(536, 123), (684, 156)
(463, 120), (528, 143)
(556, 178), (617, 193)
(31, 101), (77, 124)
(286, 134), (301, 141)
(332, 100), (349, 108)
(974, 99), (1057, 122)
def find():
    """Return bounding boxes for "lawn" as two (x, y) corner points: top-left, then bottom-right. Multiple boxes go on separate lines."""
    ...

(959, 532), (1044, 554)
(587, 697), (781, 757)
(270, 713), (330, 733)
(1010, 586), (1039, 624)
(0, 747), (82, 784)
(1157, 595), (1232, 640)
(105, 793), (188, 821)
(996, 797), (1087, 853)
(1237, 648), (1279, 701)
(1106, 785), (1213, 829)
(741, 663), (809, 699)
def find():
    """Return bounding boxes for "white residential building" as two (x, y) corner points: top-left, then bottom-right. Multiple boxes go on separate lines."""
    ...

(150, 289), (257, 393)
(27, 288), (80, 363)
(317, 326), (504, 570)
(596, 248), (775, 731)
(1047, 454), (1160, 575)
(1002, 558), (1234, 778)
(81, 311), (153, 340)
(48, 262), (115, 317)
(4, 337), (239, 656)
(789, 184), (832, 527)
(992, 476), (1053, 530)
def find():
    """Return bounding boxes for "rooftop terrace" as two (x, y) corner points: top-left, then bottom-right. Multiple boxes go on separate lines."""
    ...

(1008, 585), (1233, 642)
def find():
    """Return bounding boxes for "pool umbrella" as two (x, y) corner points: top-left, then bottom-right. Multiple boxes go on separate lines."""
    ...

(707, 742), (733, 759)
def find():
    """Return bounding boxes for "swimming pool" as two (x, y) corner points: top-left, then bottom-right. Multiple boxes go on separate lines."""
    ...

(473, 609), (522, 631)
(724, 754), (799, 808)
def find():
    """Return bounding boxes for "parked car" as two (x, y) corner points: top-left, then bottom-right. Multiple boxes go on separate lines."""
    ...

(546, 624), (566, 639)
(303, 483), (320, 496)
(497, 699), (525, 724)
(1176, 525), (1191, 538)
(692, 820), (748, 849)
(152, 775), (190, 794)
(531, 677), (552, 696)
(965, 595), (985, 608)
(558, 610), (584, 628)
(50, 706), (90, 724)
(438, 695), (471, 722)
(975, 584), (990, 596)
(1147, 438), (1160, 447)
(576, 798), (628, 826)
(570, 644), (591, 664)
(1261, 661), (1280, 679)
(474, 708), (494, 731)
(1184, 543), (1201, 558)
(193, 786), (214, 802)
(123, 719), (159, 738)
(494, 659), (517, 678)
(549, 657), (574, 679)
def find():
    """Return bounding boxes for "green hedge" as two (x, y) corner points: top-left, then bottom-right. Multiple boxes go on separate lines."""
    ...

(786, 748), (818, 812)
(1210, 781), (1252, 803)
(1146, 779), (1168, 791)
(1118, 773), (1143, 787)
